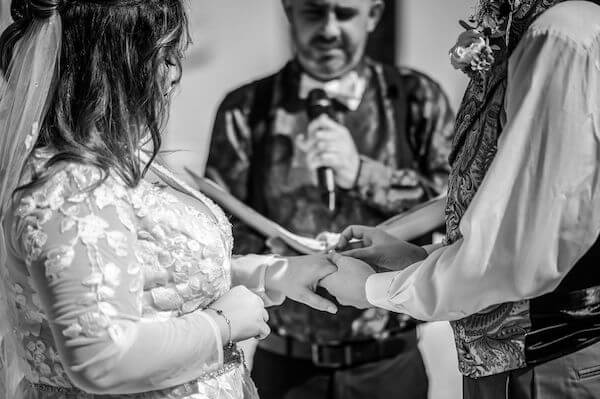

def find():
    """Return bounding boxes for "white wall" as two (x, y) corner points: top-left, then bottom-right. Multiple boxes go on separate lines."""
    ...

(397, 0), (473, 111)
(0, 0), (10, 30)
(164, 1), (291, 176)
(165, 0), (475, 176)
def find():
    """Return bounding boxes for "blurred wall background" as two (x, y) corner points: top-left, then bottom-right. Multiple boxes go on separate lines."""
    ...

(163, 0), (473, 177)
(400, 1), (472, 111)
(0, 0), (473, 174)
(161, 3), (473, 399)
(0, 2), (474, 398)
(164, 2), (292, 175)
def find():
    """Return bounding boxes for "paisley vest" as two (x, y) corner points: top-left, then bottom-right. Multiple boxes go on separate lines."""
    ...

(446, 0), (600, 378)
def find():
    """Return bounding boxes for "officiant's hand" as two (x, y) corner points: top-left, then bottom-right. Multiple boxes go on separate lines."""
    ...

(335, 225), (428, 271)
(319, 253), (375, 309)
(306, 115), (360, 189)
(267, 255), (339, 314)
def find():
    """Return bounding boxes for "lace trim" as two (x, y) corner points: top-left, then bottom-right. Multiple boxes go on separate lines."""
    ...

(29, 347), (245, 395)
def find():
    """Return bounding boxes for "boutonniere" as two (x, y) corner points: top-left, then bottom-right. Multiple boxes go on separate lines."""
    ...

(450, 0), (520, 78)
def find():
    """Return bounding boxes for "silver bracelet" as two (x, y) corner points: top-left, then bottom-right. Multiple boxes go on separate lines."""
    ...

(207, 307), (233, 348)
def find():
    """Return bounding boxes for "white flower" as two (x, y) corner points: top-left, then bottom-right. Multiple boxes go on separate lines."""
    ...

(24, 226), (47, 261)
(67, 193), (87, 203)
(82, 272), (103, 287)
(98, 302), (118, 317)
(105, 231), (128, 257)
(78, 312), (110, 337)
(150, 225), (167, 242)
(111, 183), (127, 199)
(44, 246), (75, 280)
(78, 214), (109, 245)
(17, 197), (36, 217)
(63, 205), (80, 217)
(60, 217), (76, 233)
(107, 325), (125, 344)
(93, 184), (115, 210)
(449, 30), (495, 76)
(36, 209), (53, 225)
(187, 240), (201, 252)
(45, 185), (65, 210)
(97, 286), (116, 300)
(127, 263), (141, 275)
(102, 263), (121, 287)
(116, 204), (136, 232)
(70, 167), (91, 188)
(129, 275), (143, 294)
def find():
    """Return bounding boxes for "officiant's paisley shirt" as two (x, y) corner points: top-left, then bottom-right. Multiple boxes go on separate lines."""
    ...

(207, 59), (454, 343)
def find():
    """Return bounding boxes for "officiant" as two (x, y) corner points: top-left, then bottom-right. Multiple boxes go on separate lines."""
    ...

(205, 0), (454, 398)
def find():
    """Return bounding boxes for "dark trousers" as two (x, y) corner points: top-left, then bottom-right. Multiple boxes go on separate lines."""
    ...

(463, 341), (600, 399)
(251, 345), (428, 399)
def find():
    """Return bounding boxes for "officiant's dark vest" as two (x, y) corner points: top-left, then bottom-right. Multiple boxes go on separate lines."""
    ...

(207, 58), (454, 345)
(446, 0), (600, 378)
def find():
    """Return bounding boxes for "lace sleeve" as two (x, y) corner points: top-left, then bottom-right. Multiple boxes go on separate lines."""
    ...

(13, 165), (224, 394)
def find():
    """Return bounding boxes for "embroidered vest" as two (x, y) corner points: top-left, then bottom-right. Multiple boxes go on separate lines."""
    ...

(445, 0), (600, 378)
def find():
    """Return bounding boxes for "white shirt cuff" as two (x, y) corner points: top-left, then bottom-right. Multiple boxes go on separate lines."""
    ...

(366, 271), (407, 312)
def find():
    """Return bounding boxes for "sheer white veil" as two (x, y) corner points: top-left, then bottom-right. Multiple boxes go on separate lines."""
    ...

(0, 11), (62, 398)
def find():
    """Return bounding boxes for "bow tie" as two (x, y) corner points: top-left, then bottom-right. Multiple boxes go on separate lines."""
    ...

(298, 71), (367, 111)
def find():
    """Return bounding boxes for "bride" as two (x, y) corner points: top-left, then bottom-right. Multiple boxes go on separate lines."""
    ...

(0, 0), (338, 398)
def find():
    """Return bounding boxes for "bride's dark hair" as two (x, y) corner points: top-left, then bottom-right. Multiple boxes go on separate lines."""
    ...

(0, 0), (190, 189)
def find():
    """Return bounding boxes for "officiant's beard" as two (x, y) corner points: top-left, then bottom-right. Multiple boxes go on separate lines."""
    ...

(294, 33), (367, 81)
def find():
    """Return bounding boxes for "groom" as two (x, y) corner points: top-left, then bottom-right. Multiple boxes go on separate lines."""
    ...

(323, 1), (600, 398)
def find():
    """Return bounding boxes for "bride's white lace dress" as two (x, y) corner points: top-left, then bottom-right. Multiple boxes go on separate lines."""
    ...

(2, 148), (261, 398)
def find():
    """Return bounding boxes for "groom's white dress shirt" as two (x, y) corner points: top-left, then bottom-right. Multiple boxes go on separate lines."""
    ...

(366, 1), (600, 321)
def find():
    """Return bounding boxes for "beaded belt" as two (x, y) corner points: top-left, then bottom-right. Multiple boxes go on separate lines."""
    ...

(29, 345), (245, 396)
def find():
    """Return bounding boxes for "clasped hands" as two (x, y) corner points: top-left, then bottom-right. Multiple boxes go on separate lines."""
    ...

(317, 226), (429, 309)
(266, 225), (428, 314)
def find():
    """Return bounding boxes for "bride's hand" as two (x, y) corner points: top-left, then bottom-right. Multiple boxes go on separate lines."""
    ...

(266, 255), (338, 314)
(344, 242), (427, 272)
(320, 254), (375, 309)
(207, 286), (270, 343)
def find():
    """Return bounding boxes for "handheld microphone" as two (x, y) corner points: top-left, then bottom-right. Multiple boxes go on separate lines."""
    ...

(306, 88), (336, 212)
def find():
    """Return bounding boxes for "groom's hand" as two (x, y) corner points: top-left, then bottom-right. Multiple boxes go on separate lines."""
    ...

(336, 225), (427, 271)
(267, 255), (339, 314)
(319, 253), (375, 309)
(343, 242), (428, 272)
(335, 225), (401, 251)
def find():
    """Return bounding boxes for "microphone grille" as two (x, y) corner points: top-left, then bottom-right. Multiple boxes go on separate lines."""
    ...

(306, 88), (332, 119)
